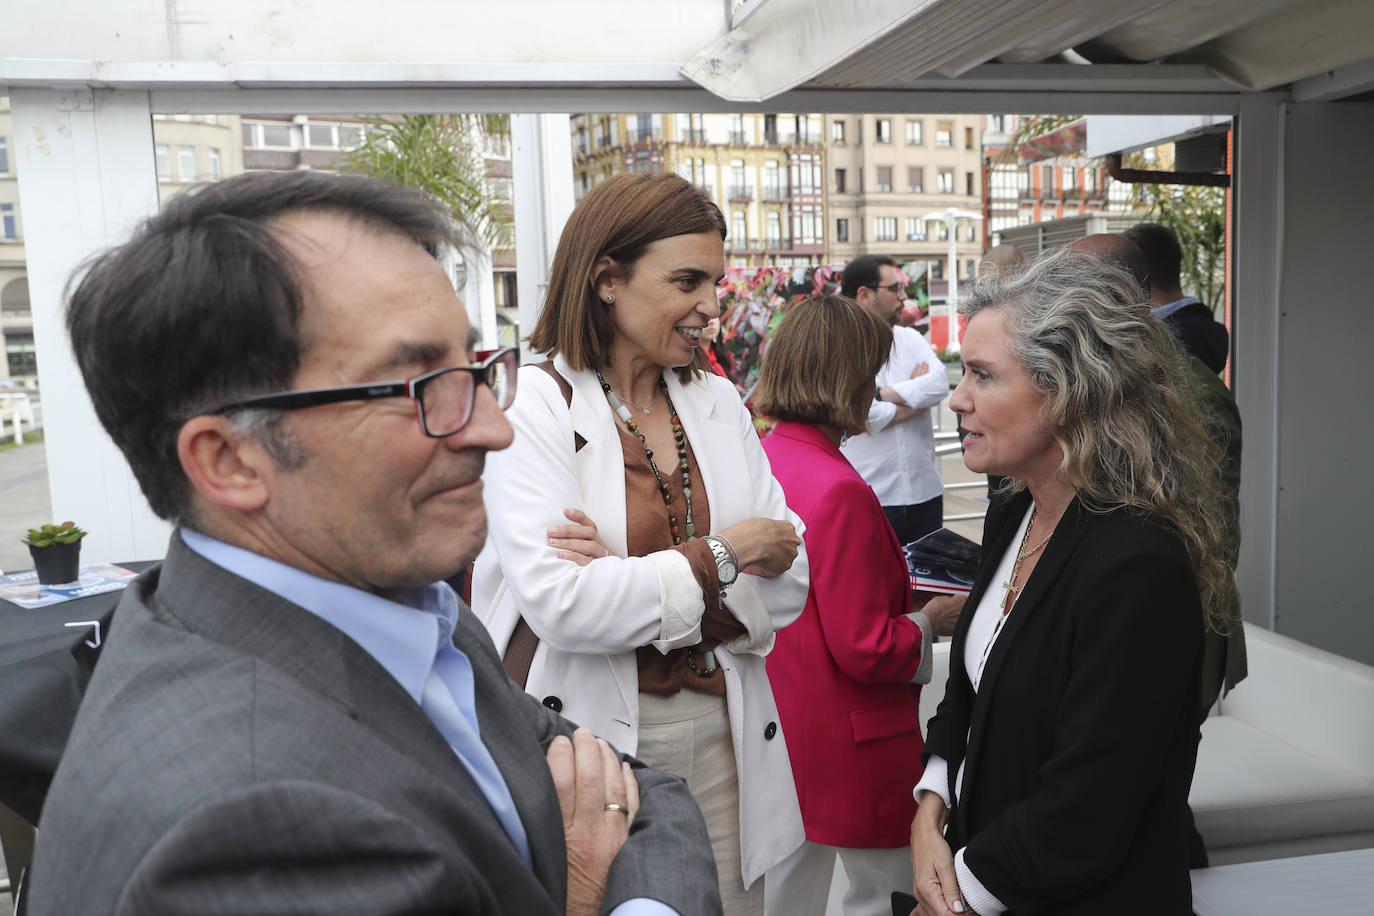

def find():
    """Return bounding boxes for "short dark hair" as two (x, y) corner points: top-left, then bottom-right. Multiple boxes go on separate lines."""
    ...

(840, 254), (898, 298)
(529, 173), (726, 382)
(66, 170), (457, 523)
(753, 294), (892, 435)
(1121, 222), (1183, 292)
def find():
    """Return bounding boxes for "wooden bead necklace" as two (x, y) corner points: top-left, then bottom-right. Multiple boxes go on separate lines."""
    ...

(597, 370), (697, 544)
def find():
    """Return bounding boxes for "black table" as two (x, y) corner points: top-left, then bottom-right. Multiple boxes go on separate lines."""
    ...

(0, 561), (157, 825)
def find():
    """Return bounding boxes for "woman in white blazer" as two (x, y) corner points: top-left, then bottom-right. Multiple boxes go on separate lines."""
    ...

(473, 173), (809, 913)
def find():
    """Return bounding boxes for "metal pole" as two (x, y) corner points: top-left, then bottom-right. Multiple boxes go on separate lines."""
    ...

(946, 212), (960, 353)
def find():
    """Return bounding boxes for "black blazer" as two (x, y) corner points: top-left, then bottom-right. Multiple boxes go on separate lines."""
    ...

(924, 491), (1203, 915)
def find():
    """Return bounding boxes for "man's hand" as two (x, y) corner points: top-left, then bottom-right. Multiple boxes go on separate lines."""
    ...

(547, 728), (641, 916)
(911, 795), (967, 915)
(910, 362), (931, 379)
(921, 595), (966, 638)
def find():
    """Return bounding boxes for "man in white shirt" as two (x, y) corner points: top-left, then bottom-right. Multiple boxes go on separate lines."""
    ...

(839, 254), (950, 545)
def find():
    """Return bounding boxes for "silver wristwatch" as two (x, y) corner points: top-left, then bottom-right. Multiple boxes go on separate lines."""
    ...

(704, 535), (739, 593)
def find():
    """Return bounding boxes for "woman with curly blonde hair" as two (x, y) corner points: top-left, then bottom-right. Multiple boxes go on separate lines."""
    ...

(910, 248), (1226, 915)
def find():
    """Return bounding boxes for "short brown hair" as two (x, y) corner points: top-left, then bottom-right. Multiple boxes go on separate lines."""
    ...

(754, 294), (892, 434)
(530, 173), (726, 381)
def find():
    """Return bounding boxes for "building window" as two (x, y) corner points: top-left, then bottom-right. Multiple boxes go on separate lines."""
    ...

(207, 148), (222, 180)
(907, 166), (923, 193)
(5, 329), (36, 377)
(832, 119), (845, 144)
(732, 211), (748, 247)
(0, 136), (9, 174)
(834, 168), (846, 193)
(936, 121), (953, 148)
(763, 114), (779, 145)
(875, 166), (892, 193)
(965, 258), (977, 278)
(155, 144), (171, 180)
(836, 218), (849, 243)
(1, 203), (16, 239)
(965, 126), (975, 149)
(766, 211), (783, 248)
(966, 223), (978, 242)
(875, 118), (891, 144)
(1064, 165), (1077, 190)
(906, 217), (925, 241)
(905, 119), (922, 145)
(763, 160), (784, 200)
(988, 114), (1008, 133)
(790, 152), (822, 195)
(177, 146), (196, 182)
(930, 259), (944, 280)
(793, 203), (823, 245)
(936, 220), (949, 241)
(965, 171), (975, 196)
(1084, 167), (1096, 192)
(875, 217), (897, 241)
(938, 169), (954, 194)
(1041, 164), (1054, 191)
(305, 122), (337, 148)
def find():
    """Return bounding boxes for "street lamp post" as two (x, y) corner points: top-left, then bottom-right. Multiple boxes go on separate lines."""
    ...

(922, 207), (982, 354)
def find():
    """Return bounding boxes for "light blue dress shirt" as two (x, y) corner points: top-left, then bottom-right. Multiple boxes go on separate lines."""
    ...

(1152, 294), (1201, 320)
(180, 530), (678, 916)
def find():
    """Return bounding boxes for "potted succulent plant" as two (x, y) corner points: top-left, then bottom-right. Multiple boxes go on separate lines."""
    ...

(23, 521), (88, 585)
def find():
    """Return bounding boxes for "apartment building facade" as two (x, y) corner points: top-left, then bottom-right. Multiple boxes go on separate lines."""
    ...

(982, 115), (1136, 246)
(571, 112), (827, 268)
(826, 113), (986, 282)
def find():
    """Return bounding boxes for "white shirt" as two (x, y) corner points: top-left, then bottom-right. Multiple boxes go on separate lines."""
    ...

(911, 504), (1035, 916)
(840, 325), (949, 506)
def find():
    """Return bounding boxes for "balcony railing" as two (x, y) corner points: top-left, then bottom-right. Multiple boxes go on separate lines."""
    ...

(728, 185), (754, 201)
(725, 236), (761, 251)
(727, 131), (747, 145)
(626, 129), (662, 144)
(761, 186), (788, 202)
(679, 129), (708, 144)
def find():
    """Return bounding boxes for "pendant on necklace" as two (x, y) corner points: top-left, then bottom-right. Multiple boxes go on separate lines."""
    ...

(640, 405), (651, 415)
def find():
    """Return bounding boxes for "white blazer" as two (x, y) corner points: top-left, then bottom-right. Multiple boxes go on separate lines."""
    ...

(473, 353), (809, 887)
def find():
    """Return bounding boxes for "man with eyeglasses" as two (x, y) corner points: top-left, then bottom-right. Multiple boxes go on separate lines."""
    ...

(839, 254), (951, 553)
(28, 170), (716, 916)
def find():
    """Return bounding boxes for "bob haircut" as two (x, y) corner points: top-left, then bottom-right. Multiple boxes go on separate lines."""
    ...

(961, 248), (1230, 628)
(753, 294), (892, 435)
(529, 173), (726, 382)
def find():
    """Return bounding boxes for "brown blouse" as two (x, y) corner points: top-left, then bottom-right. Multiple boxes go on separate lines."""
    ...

(616, 423), (748, 696)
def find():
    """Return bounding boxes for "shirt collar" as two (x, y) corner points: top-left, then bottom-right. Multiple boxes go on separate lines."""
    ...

(179, 529), (458, 703)
(1151, 295), (1201, 320)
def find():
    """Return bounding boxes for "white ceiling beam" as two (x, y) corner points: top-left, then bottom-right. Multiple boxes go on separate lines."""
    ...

(680, 0), (943, 102)
(1291, 57), (1374, 102)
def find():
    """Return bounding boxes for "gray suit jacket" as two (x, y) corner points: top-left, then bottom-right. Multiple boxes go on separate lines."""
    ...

(28, 534), (719, 915)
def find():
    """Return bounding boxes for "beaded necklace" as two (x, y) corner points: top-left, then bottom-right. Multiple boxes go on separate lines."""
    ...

(596, 370), (697, 545)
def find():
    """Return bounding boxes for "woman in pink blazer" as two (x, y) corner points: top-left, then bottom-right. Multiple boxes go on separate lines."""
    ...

(754, 294), (941, 915)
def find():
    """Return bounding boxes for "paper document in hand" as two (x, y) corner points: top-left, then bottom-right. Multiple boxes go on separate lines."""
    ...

(904, 528), (981, 596)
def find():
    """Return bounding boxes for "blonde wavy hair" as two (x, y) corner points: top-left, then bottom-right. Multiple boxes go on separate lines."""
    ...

(962, 248), (1232, 630)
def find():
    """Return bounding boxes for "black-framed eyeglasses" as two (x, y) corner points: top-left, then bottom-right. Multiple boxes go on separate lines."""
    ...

(868, 282), (907, 297)
(212, 347), (519, 438)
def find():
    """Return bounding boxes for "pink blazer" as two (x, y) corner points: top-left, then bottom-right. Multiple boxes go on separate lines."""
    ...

(762, 421), (928, 848)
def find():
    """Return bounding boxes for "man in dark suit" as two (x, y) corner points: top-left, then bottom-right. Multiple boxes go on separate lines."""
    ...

(28, 170), (717, 915)
(1122, 221), (1230, 373)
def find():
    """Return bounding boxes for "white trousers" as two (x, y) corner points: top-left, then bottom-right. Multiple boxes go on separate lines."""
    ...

(637, 689), (763, 916)
(763, 840), (913, 916)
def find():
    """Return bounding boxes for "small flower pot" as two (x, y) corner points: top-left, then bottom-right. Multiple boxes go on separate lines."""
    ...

(29, 541), (82, 585)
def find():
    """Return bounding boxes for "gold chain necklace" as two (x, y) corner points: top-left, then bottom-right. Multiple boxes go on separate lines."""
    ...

(975, 506), (1053, 685)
